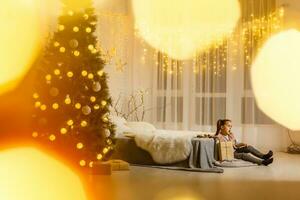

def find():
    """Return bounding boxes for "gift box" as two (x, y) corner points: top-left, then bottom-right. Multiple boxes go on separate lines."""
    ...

(218, 141), (234, 161)
(109, 159), (130, 171)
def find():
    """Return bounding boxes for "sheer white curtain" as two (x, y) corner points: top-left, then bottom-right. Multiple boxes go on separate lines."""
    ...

(136, 0), (289, 150)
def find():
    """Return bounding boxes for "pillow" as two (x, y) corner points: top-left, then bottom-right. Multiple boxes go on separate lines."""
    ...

(125, 121), (156, 132)
(110, 116), (131, 136)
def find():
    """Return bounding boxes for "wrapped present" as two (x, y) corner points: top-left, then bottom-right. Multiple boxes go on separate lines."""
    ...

(109, 159), (130, 171)
(91, 161), (111, 175)
(218, 141), (234, 161)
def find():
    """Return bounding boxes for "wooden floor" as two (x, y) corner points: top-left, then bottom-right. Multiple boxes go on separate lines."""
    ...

(89, 152), (300, 200)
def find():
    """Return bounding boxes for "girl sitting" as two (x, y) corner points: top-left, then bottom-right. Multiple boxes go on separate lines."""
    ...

(215, 119), (273, 166)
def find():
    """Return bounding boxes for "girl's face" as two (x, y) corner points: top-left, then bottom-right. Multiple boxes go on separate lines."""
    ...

(221, 121), (232, 135)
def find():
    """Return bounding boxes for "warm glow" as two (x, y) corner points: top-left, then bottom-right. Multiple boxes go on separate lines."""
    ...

(0, 147), (87, 200)
(132, 0), (240, 60)
(0, 0), (42, 94)
(251, 29), (300, 130)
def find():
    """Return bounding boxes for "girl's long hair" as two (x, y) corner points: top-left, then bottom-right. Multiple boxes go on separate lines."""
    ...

(215, 119), (231, 136)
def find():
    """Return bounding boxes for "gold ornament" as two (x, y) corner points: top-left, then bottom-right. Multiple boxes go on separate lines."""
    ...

(94, 104), (100, 110)
(54, 69), (60, 75)
(32, 131), (38, 138)
(69, 39), (79, 48)
(77, 142), (83, 149)
(83, 14), (89, 20)
(90, 96), (96, 102)
(92, 82), (101, 92)
(82, 105), (91, 115)
(97, 70), (104, 76)
(49, 134), (56, 141)
(58, 24), (65, 31)
(87, 73), (94, 79)
(88, 161), (93, 168)
(81, 70), (88, 77)
(73, 26), (79, 32)
(75, 103), (81, 109)
(73, 50), (80, 56)
(53, 41), (60, 47)
(79, 160), (86, 167)
(103, 147), (109, 154)
(88, 44), (94, 51)
(34, 101), (41, 108)
(60, 128), (67, 134)
(64, 95), (71, 104)
(52, 103), (59, 110)
(101, 100), (107, 106)
(86, 27), (92, 33)
(104, 129), (111, 137)
(67, 119), (74, 126)
(40, 104), (47, 111)
(45, 74), (52, 81)
(96, 154), (103, 160)
(102, 116), (108, 122)
(67, 71), (74, 77)
(81, 120), (87, 127)
(59, 47), (66, 53)
(49, 87), (59, 97)
(33, 93), (39, 99)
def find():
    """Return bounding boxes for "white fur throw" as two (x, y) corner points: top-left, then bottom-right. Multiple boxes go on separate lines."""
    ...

(134, 129), (198, 164)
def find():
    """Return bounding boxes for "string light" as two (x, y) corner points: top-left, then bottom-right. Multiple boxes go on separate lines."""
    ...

(86, 27), (92, 33)
(67, 120), (74, 126)
(54, 69), (60, 75)
(73, 26), (79, 32)
(49, 134), (56, 141)
(75, 103), (81, 109)
(60, 128), (67, 135)
(77, 143), (84, 149)
(87, 73), (94, 79)
(90, 96), (96, 102)
(40, 104), (47, 111)
(33, 93), (39, 99)
(34, 101), (41, 108)
(32, 131), (38, 138)
(67, 71), (74, 77)
(59, 47), (66, 53)
(73, 51), (80, 56)
(58, 24), (65, 31)
(81, 120), (87, 127)
(96, 154), (103, 160)
(81, 70), (88, 77)
(52, 103), (59, 110)
(79, 160), (86, 167)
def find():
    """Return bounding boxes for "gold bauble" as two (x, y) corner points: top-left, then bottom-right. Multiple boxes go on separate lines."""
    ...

(34, 101), (41, 108)
(40, 104), (47, 111)
(53, 41), (60, 47)
(54, 69), (60, 75)
(86, 27), (92, 33)
(73, 26), (79, 32)
(101, 100), (107, 106)
(52, 103), (59, 110)
(32, 131), (38, 138)
(82, 105), (91, 115)
(96, 154), (103, 160)
(73, 51), (80, 56)
(67, 71), (74, 77)
(69, 39), (79, 48)
(79, 160), (86, 167)
(104, 129), (111, 137)
(76, 143), (83, 149)
(81, 120), (87, 127)
(59, 47), (66, 53)
(67, 119), (74, 126)
(92, 82), (101, 92)
(45, 74), (52, 81)
(88, 44), (94, 51)
(49, 134), (56, 141)
(97, 70), (104, 76)
(93, 104), (100, 110)
(81, 70), (88, 77)
(65, 96), (71, 104)
(75, 103), (81, 109)
(90, 96), (96, 102)
(33, 93), (39, 99)
(87, 73), (94, 79)
(83, 14), (89, 20)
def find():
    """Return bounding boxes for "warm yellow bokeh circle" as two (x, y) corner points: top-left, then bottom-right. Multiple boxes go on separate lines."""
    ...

(251, 29), (300, 130)
(0, 0), (42, 94)
(132, 0), (240, 60)
(0, 147), (87, 200)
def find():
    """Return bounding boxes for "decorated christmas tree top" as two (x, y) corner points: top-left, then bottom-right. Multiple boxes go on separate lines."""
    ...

(32, 0), (115, 169)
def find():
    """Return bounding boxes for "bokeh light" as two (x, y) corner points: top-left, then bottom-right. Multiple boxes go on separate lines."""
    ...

(132, 0), (240, 60)
(251, 29), (300, 130)
(0, 147), (87, 200)
(0, 0), (43, 94)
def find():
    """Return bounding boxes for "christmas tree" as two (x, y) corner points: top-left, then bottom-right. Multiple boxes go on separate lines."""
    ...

(31, 0), (115, 169)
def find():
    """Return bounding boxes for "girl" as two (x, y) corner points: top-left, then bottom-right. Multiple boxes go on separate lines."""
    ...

(215, 119), (273, 166)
